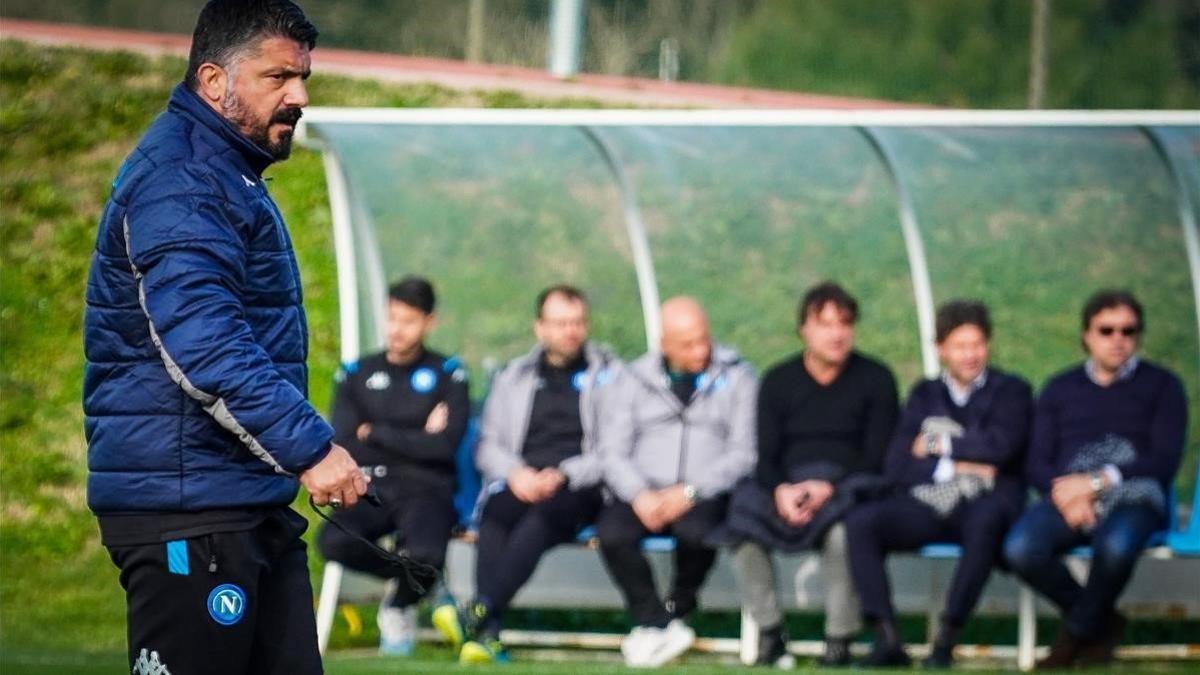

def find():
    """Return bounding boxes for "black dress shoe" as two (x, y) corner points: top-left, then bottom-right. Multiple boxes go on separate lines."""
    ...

(818, 636), (851, 667)
(858, 642), (911, 668)
(1036, 624), (1079, 669)
(922, 643), (954, 669)
(755, 624), (796, 669)
(1075, 611), (1127, 667)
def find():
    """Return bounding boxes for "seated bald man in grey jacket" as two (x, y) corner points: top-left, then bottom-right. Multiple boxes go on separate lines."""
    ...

(598, 296), (758, 668)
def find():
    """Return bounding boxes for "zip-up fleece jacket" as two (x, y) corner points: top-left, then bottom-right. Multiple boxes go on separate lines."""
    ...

(84, 84), (333, 512)
(476, 342), (623, 489)
(601, 344), (758, 503)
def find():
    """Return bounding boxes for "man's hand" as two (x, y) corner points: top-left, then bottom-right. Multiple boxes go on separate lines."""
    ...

(356, 423), (372, 441)
(1060, 497), (1098, 530)
(656, 484), (695, 526)
(300, 443), (368, 507)
(954, 461), (997, 481)
(774, 483), (808, 526)
(912, 432), (930, 458)
(534, 467), (566, 497)
(793, 479), (834, 525)
(1051, 473), (1096, 512)
(1052, 473), (1101, 530)
(632, 490), (667, 532)
(508, 466), (544, 503)
(424, 403), (449, 434)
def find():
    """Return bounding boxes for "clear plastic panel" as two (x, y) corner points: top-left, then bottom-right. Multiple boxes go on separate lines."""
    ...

(601, 125), (923, 384)
(879, 125), (1200, 498)
(1145, 125), (1200, 504)
(312, 124), (646, 381)
(306, 119), (1197, 503)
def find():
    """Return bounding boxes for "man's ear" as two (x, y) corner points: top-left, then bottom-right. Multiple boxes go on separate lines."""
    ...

(195, 62), (228, 105)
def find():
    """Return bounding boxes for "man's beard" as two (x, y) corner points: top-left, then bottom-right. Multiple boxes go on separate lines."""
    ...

(222, 90), (302, 160)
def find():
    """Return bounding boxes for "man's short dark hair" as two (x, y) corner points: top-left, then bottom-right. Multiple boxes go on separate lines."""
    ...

(389, 276), (436, 314)
(1082, 289), (1144, 332)
(935, 299), (992, 343)
(536, 285), (587, 318)
(185, 0), (318, 90)
(798, 281), (859, 327)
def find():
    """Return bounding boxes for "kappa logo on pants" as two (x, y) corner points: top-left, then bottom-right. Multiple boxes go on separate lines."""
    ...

(131, 648), (171, 675)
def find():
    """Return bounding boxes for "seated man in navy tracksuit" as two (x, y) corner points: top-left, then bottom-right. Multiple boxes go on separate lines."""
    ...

(1004, 289), (1187, 668)
(317, 276), (470, 655)
(845, 300), (1032, 668)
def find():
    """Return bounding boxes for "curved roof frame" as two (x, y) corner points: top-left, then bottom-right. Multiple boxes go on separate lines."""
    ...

(297, 111), (1200, 378)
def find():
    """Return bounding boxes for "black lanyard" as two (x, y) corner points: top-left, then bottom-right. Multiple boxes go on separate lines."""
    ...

(308, 488), (439, 596)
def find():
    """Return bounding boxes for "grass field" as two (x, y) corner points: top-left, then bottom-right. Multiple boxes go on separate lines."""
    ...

(1, 37), (1197, 666)
(3, 645), (1200, 674)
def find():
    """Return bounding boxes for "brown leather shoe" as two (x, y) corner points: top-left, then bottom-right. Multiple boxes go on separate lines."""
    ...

(1076, 612), (1127, 667)
(1036, 624), (1079, 669)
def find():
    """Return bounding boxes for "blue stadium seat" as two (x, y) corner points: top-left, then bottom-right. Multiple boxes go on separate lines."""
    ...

(575, 525), (676, 552)
(1167, 467), (1200, 555)
(453, 416), (482, 528)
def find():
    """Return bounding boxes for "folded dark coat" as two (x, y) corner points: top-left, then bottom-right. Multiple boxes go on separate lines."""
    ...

(707, 462), (892, 551)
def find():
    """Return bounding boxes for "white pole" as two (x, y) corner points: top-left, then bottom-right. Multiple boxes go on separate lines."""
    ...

(320, 147), (362, 364)
(1018, 585), (1037, 671)
(548, 0), (586, 79)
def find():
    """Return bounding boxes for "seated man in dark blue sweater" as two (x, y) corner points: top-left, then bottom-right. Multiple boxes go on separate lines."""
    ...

(845, 300), (1032, 668)
(1003, 289), (1188, 668)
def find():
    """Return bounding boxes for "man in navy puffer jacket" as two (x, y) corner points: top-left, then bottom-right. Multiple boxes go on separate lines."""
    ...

(83, 2), (365, 672)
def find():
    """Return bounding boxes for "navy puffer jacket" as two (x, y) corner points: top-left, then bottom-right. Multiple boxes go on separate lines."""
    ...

(84, 84), (333, 513)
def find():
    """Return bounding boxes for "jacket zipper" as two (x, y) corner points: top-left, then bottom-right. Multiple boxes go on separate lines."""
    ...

(205, 534), (218, 573)
(676, 411), (689, 483)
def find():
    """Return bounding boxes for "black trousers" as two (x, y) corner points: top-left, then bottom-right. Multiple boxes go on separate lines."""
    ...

(474, 486), (604, 627)
(106, 509), (321, 675)
(316, 478), (456, 607)
(845, 492), (1013, 628)
(596, 496), (729, 627)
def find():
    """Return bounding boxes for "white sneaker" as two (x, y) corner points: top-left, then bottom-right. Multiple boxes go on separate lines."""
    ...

(378, 604), (417, 656)
(629, 619), (695, 668)
(621, 625), (657, 666)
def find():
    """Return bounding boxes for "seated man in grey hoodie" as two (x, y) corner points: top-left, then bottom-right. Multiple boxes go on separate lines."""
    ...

(455, 285), (622, 664)
(598, 296), (758, 668)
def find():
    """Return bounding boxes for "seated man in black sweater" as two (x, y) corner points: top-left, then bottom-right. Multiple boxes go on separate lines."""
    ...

(721, 282), (899, 667)
(844, 300), (1032, 668)
(316, 276), (470, 655)
(1003, 289), (1188, 668)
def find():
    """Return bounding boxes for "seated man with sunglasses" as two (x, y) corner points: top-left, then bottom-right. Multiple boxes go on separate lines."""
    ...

(1004, 289), (1188, 669)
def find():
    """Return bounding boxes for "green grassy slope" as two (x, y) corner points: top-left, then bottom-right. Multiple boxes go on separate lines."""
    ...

(0, 39), (602, 651)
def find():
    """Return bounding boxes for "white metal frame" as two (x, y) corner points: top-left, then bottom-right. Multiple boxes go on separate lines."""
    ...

(579, 127), (662, 350)
(297, 108), (1199, 127)
(295, 109), (1200, 664)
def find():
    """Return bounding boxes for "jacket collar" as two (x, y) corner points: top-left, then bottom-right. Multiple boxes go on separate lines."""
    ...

(512, 341), (615, 374)
(1085, 355), (1139, 386)
(631, 342), (742, 392)
(168, 83), (276, 176)
(941, 368), (989, 407)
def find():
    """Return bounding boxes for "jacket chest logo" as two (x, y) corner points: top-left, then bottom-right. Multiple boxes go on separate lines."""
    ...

(365, 371), (391, 391)
(411, 368), (437, 393)
(571, 371), (588, 391)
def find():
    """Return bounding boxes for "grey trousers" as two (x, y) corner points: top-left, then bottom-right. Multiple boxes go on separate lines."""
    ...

(731, 522), (862, 638)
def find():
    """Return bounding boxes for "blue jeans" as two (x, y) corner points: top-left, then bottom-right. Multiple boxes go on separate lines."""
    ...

(1003, 499), (1161, 638)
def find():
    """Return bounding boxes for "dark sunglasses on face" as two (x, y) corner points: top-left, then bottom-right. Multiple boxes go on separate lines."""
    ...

(1096, 325), (1140, 337)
